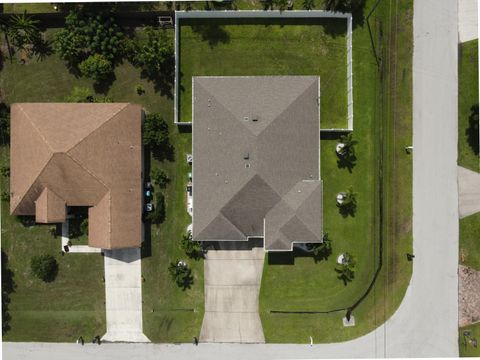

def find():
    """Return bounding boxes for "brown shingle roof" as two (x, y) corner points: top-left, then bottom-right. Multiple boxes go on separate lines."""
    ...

(192, 76), (323, 251)
(10, 103), (143, 249)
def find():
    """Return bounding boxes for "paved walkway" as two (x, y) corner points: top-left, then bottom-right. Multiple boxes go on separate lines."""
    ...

(102, 248), (150, 343)
(200, 243), (265, 343)
(458, 0), (478, 43)
(458, 166), (480, 218)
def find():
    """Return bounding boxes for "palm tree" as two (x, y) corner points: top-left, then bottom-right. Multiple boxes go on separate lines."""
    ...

(8, 11), (41, 51)
(168, 260), (193, 290)
(180, 231), (203, 259)
(336, 132), (358, 158)
(335, 252), (356, 285)
(311, 233), (332, 262)
(337, 186), (357, 217)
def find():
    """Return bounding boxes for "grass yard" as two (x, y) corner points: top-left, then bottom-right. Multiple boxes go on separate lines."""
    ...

(458, 39), (479, 172)
(0, 27), (203, 342)
(459, 212), (480, 271)
(460, 322), (480, 357)
(259, 0), (413, 343)
(179, 18), (348, 129)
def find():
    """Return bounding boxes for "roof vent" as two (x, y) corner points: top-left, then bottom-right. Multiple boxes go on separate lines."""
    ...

(252, 116), (259, 122)
(244, 116), (249, 121)
(243, 152), (249, 160)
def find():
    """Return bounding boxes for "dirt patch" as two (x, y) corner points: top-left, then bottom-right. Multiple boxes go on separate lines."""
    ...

(459, 265), (480, 327)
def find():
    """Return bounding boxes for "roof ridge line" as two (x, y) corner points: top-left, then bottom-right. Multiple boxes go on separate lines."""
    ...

(64, 152), (110, 191)
(66, 103), (130, 153)
(17, 105), (55, 153)
(256, 79), (319, 138)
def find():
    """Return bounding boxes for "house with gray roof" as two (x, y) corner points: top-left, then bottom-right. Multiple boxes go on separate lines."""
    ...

(192, 76), (323, 251)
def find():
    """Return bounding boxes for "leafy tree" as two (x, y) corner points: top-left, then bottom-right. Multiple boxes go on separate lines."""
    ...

(143, 113), (173, 160)
(180, 231), (203, 259)
(151, 168), (169, 188)
(311, 233), (332, 262)
(53, 28), (84, 64)
(54, 8), (124, 67)
(131, 27), (174, 92)
(303, 0), (315, 9)
(335, 252), (356, 285)
(147, 193), (165, 224)
(30, 254), (58, 282)
(80, 218), (88, 235)
(78, 54), (113, 81)
(168, 260), (193, 290)
(337, 186), (357, 217)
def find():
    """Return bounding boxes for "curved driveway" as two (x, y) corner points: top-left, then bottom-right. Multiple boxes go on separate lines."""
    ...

(3, 0), (460, 358)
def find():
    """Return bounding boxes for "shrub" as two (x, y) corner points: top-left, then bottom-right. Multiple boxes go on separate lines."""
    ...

(135, 84), (145, 95)
(0, 165), (10, 178)
(151, 168), (169, 188)
(147, 193), (165, 224)
(143, 113), (169, 148)
(30, 254), (58, 282)
(79, 54), (113, 81)
(65, 86), (113, 103)
(55, 8), (125, 65)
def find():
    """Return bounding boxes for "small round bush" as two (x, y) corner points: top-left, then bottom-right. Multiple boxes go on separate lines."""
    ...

(30, 254), (58, 282)
(78, 54), (113, 81)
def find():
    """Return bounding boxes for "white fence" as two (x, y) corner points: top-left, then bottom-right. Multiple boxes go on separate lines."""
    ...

(174, 10), (354, 131)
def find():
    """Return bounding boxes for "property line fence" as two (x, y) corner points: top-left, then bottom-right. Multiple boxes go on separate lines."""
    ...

(174, 10), (354, 131)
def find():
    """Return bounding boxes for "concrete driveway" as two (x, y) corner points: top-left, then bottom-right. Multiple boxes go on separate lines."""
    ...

(458, 0), (478, 43)
(200, 242), (265, 343)
(458, 166), (480, 218)
(102, 248), (149, 343)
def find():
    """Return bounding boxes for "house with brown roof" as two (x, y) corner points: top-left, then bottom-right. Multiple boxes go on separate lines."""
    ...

(10, 103), (143, 249)
(192, 76), (323, 251)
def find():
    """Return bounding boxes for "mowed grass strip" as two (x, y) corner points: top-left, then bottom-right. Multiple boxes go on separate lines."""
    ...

(179, 18), (348, 129)
(458, 39), (479, 172)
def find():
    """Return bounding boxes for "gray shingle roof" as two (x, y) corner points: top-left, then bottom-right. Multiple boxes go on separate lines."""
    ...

(192, 76), (323, 251)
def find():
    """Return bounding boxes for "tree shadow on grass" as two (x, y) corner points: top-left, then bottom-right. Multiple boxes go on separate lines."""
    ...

(336, 153), (357, 173)
(93, 71), (117, 95)
(190, 23), (230, 48)
(466, 104), (479, 155)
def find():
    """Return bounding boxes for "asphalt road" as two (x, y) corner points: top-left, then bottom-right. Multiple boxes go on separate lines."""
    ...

(2, 0), (460, 358)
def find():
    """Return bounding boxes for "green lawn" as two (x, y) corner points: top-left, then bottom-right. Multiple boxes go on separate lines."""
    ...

(0, 27), (202, 342)
(460, 212), (480, 271)
(2, 3), (56, 13)
(458, 40), (479, 172)
(179, 18), (348, 129)
(460, 322), (480, 357)
(259, 0), (413, 343)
